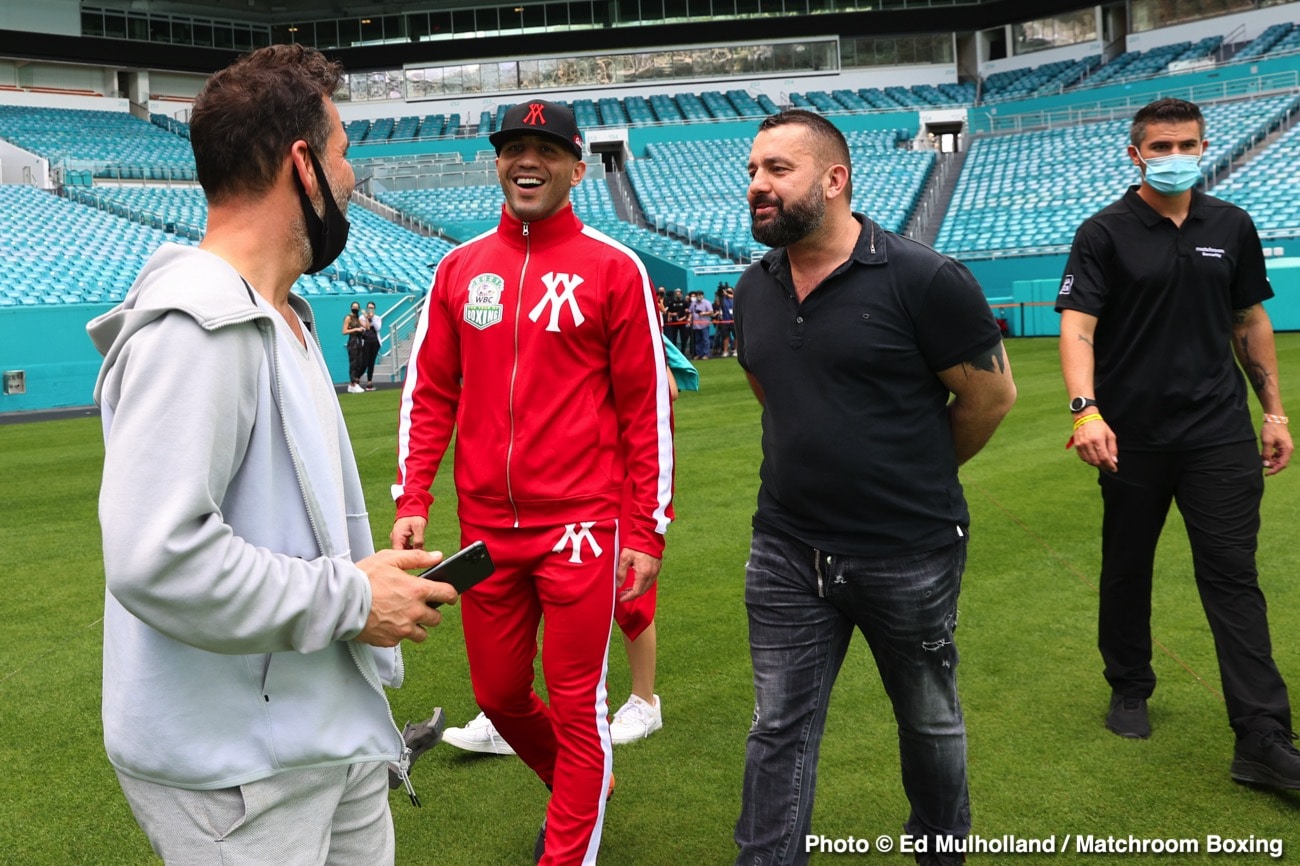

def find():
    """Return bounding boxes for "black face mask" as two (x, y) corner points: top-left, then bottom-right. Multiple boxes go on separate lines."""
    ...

(294, 147), (350, 275)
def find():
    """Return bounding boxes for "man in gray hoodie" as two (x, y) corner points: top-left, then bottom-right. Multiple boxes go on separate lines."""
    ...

(87, 44), (454, 864)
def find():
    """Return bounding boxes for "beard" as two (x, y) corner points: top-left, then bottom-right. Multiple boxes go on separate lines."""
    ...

(750, 183), (825, 248)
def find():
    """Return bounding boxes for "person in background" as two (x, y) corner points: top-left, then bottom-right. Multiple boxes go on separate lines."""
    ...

(733, 109), (1015, 866)
(86, 43), (452, 865)
(689, 289), (713, 361)
(1057, 97), (1300, 789)
(666, 287), (690, 355)
(343, 301), (367, 393)
(716, 284), (736, 358)
(361, 300), (382, 390)
(711, 287), (726, 358)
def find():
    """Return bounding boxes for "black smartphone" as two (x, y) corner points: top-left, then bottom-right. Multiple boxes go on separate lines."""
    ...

(418, 540), (495, 605)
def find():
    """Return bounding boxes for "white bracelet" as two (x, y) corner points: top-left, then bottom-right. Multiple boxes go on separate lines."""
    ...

(1263, 414), (1289, 425)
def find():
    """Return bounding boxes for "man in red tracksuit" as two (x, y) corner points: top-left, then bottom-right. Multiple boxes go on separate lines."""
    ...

(391, 99), (674, 865)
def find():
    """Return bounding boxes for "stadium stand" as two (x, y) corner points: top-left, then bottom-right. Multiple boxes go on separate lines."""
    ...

(598, 96), (630, 126)
(419, 114), (446, 139)
(570, 98), (600, 130)
(1269, 24), (1300, 56)
(0, 176), (450, 308)
(71, 185), (449, 293)
(1231, 23), (1294, 62)
(149, 113), (190, 139)
(649, 93), (686, 123)
(0, 105), (196, 179)
(364, 116), (395, 143)
(1214, 119), (1300, 235)
(675, 91), (711, 122)
(624, 95), (656, 126)
(377, 166), (735, 270)
(0, 184), (182, 306)
(983, 57), (1099, 101)
(393, 115), (420, 141)
(626, 129), (932, 262)
(935, 94), (1300, 256)
(345, 118), (369, 144)
(702, 90), (740, 119)
(726, 89), (765, 118)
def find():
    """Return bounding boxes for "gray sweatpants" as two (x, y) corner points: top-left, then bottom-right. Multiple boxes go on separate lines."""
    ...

(116, 761), (395, 865)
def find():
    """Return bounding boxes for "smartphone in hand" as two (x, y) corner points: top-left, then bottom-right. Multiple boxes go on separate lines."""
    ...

(419, 540), (495, 606)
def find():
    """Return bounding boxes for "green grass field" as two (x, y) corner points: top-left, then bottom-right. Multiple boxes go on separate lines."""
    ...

(3, 335), (1300, 864)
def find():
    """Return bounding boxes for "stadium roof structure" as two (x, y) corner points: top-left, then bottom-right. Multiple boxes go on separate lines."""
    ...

(140, 0), (1093, 20)
(0, 0), (1099, 74)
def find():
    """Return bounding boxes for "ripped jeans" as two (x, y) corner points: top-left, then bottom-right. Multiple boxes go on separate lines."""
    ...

(735, 529), (970, 866)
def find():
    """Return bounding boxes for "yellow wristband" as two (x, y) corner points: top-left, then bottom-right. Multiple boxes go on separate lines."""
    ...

(1264, 414), (1289, 425)
(1073, 413), (1103, 431)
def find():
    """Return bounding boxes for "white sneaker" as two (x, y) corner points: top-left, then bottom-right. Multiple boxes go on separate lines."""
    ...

(442, 711), (516, 755)
(347, 383), (363, 394)
(609, 694), (662, 744)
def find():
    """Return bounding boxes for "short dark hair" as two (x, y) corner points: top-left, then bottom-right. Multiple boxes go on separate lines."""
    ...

(1131, 98), (1205, 147)
(190, 44), (343, 205)
(757, 109), (853, 198)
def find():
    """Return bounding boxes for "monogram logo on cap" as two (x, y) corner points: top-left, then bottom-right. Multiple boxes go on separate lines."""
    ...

(523, 103), (546, 126)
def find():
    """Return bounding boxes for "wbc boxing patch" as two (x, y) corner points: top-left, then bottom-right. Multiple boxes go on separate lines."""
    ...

(465, 273), (505, 330)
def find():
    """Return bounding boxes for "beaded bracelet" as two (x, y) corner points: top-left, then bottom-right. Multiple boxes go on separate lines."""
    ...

(1263, 414), (1289, 425)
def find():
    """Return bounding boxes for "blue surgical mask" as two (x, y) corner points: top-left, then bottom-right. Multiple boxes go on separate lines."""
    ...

(1137, 151), (1203, 195)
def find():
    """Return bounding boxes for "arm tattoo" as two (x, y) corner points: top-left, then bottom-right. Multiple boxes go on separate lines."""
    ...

(964, 346), (1006, 375)
(1235, 330), (1271, 395)
(1245, 363), (1270, 395)
(1074, 332), (1094, 348)
(1232, 307), (1252, 325)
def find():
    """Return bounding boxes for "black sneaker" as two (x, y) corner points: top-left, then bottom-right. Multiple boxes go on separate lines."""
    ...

(1106, 693), (1151, 739)
(388, 707), (446, 789)
(534, 819), (546, 863)
(534, 774), (612, 862)
(1231, 729), (1300, 789)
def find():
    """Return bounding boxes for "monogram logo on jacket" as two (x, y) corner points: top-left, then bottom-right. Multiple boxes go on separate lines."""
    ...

(529, 272), (586, 333)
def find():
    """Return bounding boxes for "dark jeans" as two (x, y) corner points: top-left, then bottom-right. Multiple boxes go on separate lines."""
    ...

(692, 327), (710, 358)
(1098, 440), (1291, 736)
(735, 529), (970, 866)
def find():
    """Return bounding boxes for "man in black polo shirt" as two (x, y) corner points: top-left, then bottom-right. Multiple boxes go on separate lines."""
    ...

(665, 287), (689, 353)
(1057, 97), (1298, 788)
(733, 109), (1016, 866)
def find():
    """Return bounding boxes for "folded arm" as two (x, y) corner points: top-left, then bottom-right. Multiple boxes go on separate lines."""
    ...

(936, 340), (1017, 465)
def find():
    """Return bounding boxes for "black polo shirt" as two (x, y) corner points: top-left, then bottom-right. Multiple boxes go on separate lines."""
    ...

(1055, 187), (1271, 450)
(735, 215), (1003, 557)
(665, 295), (688, 322)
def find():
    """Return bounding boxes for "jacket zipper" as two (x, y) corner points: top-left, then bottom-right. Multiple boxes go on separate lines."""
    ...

(264, 312), (420, 806)
(504, 220), (529, 528)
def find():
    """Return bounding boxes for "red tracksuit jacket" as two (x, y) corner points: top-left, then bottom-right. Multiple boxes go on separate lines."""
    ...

(394, 204), (674, 557)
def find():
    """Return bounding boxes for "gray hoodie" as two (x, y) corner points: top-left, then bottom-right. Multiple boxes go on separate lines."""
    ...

(88, 244), (404, 789)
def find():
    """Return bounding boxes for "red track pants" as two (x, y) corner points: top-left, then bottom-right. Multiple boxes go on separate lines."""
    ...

(460, 519), (618, 866)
